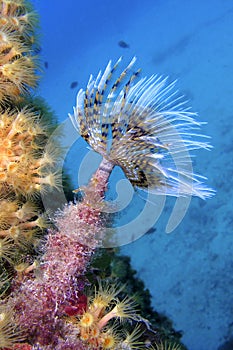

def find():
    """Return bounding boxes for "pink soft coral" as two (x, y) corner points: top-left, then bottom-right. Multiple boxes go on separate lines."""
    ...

(3, 160), (112, 348)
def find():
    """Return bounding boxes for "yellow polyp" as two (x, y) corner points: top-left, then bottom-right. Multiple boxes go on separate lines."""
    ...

(101, 334), (116, 349)
(2, 139), (11, 148)
(32, 183), (40, 191)
(0, 172), (7, 181)
(1, 63), (14, 79)
(35, 215), (48, 229)
(0, 311), (6, 322)
(6, 225), (35, 248)
(112, 296), (137, 321)
(90, 325), (100, 338)
(24, 260), (39, 273)
(7, 162), (18, 174)
(89, 297), (108, 319)
(0, 56), (37, 94)
(6, 149), (13, 157)
(17, 215), (47, 231)
(14, 262), (29, 273)
(80, 328), (91, 342)
(0, 18), (8, 26)
(8, 225), (20, 239)
(80, 312), (94, 328)
(15, 201), (37, 220)
(39, 172), (62, 191)
(14, 260), (39, 277)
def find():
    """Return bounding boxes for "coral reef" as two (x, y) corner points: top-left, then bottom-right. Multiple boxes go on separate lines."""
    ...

(0, 0), (56, 253)
(0, 1), (213, 349)
(0, 0), (67, 347)
(0, 0), (38, 104)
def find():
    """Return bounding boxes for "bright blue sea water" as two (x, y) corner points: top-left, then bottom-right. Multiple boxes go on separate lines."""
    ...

(31, 1), (233, 349)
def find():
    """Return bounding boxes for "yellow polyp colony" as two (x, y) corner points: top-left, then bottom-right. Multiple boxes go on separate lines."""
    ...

(80, 312), (94, 328)
(0, 196), (49, 250)
(0, 108), (60, 197)
(0, 0), (38, 104)
(0, 0), (61, 278)
(66, 283), (143, 349)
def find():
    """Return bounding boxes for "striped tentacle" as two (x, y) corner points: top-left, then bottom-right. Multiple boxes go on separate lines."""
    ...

(70, 57), (215, 199)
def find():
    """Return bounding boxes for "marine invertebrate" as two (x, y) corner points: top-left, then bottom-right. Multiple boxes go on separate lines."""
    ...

(70, 57), (214, 199)
(0, 155), (152, 349)
(0, 57), (213, 349)
(0, 0), (53, 260)
(3, 176), (108, 347)
(0, 237), (16, 264)
(0, 106), (60, 262)
(0, 196), (48, 253)
(72, 282), (141, 349)
(0, 107), (60, 197)
(0, 4), (72, 348)
(0, 1), (214, 341)
(0, 306), (24, 348)
(0, 0), (38, 103)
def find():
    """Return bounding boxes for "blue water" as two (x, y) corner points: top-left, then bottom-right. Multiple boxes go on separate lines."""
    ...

(32, 1), (233, 349)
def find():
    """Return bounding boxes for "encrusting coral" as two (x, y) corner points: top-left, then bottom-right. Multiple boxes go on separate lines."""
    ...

(0, 2), (65, 232)
(0, 0), (38, 104)
(0, 1), (214, 349)
(0, 0), (61, 262)
(0, 1), (66, 347)
(0, 107), (60, 197)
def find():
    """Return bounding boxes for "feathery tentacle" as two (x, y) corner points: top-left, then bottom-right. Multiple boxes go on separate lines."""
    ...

(69, 58), (214, 199)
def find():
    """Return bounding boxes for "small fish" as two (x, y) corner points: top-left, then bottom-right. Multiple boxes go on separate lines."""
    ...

(70, 81), (78, 89)
(145, 227), (157, 235)
(118, 40), (130, 48)
(44, 61), (48, 69)
(69, 57), (214, 199)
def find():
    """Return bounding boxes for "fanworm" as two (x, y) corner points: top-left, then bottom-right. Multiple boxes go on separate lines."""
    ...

(70, 57), (214, 199)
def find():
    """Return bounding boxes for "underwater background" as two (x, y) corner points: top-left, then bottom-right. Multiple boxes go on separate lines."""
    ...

(31, 1), (233, 349)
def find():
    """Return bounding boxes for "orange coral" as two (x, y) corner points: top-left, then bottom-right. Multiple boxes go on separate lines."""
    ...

(0, 108), (60, 197)
(0, 0), (38, 104)
(68, 282), (142, 349)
